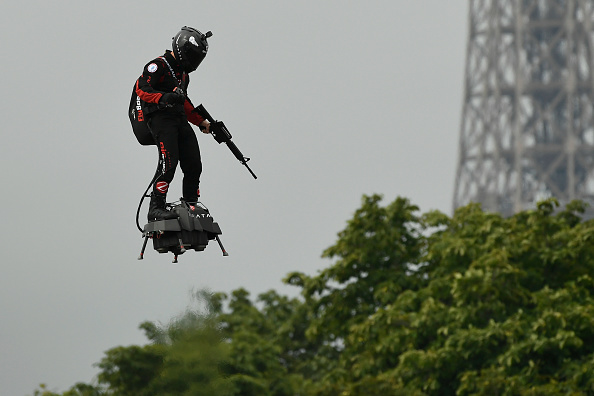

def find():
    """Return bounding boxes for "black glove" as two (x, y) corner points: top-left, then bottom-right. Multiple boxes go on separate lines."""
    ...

(160, 89), (185, 105)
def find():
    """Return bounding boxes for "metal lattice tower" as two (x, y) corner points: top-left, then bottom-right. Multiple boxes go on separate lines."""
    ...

(453, 0), (594, 216)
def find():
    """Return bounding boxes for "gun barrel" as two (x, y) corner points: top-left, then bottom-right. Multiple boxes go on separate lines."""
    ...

(226, 141), (244, 162)
(244, 163), (258, 179)
(226, 141), (257, 179)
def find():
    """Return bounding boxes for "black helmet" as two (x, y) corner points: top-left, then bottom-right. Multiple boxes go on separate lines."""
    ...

(172, 26), (212, 73)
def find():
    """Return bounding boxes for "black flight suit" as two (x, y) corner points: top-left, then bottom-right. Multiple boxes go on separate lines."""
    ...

(135, 50), (205, 202)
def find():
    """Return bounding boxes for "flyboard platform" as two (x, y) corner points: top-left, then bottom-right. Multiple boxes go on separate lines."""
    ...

(138, 200), (228, 263)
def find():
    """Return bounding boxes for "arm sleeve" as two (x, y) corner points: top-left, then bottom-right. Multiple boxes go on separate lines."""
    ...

(181, 75), (205, 126)
(184, 97), (205, 126)
(135, 60), (166, 104)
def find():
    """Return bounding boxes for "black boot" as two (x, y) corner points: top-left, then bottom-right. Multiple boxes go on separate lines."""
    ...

(148, 194), (178, 222)
(181, 196), (203, 216)
(182, 188), (200, 205)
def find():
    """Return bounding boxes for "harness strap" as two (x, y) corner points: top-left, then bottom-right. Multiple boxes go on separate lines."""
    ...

(160, 56), (185, 90)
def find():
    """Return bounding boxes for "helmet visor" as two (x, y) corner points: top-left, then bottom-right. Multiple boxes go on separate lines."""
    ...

(184, 46), (206, 72)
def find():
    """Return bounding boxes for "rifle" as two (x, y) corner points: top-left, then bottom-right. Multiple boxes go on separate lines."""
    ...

(193, 104), (257, 179)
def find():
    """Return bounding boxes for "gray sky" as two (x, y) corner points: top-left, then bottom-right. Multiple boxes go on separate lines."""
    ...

(0, 1), (468, 394)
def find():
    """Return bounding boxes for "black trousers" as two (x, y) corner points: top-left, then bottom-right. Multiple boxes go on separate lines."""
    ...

(149, 112), (202, 201)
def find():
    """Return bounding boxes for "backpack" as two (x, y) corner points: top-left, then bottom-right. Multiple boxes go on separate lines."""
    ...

(128, 83), (156, 146)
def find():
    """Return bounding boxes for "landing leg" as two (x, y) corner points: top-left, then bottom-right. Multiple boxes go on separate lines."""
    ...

(215, 236), (229, 256)
(138, 235), (149, 260)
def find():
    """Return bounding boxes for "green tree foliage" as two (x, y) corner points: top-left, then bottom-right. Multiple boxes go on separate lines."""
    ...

(291, 196), (594, 395)
(32, 382), (102, 396)
(32, 291), (235, 396)
(102, 291), (236, 396)
(33, 195), (594, 395)
(216, 288), (308, 395)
